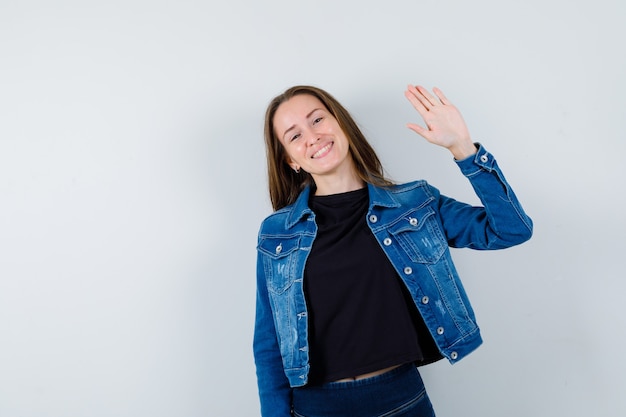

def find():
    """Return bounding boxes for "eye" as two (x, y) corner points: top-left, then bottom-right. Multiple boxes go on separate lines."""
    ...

(290, 133), (301, 142)
(312, 117), (323, 124)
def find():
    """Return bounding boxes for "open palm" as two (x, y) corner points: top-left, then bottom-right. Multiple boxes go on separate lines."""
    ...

(404, 85), (476, 160)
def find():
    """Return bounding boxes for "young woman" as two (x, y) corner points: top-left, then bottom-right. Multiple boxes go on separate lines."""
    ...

(253, 84), (533, 417)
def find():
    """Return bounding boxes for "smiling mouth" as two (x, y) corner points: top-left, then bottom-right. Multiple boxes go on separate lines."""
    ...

(311, 142), (333, 159)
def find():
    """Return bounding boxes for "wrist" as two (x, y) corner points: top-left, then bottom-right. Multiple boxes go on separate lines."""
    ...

(450, 140), (477, 160)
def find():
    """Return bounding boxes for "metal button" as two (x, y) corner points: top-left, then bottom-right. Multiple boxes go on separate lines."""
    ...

(383, 237), (392, 246)
(480, 154), (489, 163)
(450, 351), (458, 360)
(421, 296), (429, 304)
(275, 244), (282, 254)
(409, 217), (418, 226)
(369, 214), (378, 223)
(437, 327), (444, 335)
(403, 266), (412, 275)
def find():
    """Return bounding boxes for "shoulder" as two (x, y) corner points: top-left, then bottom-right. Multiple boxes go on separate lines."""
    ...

(371, 180), (441, 206)
(258, 205), (293, 235)
(388, 180), (434, 193)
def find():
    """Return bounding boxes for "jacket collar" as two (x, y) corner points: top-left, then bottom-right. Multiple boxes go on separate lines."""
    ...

(367, 183), (401, 209)
(285, 183), (400, 229)
(285, 186), (313, 229)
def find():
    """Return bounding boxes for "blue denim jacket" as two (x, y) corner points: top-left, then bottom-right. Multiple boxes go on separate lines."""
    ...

(253, 144), (532, 416)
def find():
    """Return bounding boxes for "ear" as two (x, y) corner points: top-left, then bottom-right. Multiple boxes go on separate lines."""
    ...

(285, 156), (299, 172)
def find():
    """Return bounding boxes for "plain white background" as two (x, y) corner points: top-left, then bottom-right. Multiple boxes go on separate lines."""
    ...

(1, 1), (624, 416)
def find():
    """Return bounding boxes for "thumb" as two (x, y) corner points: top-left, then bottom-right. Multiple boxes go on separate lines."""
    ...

(406, 123), (431, 140)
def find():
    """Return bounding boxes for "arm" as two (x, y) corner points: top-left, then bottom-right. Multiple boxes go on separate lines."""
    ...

(435, 144), (533, 249)
(404, 85), (532, 248)
(253, 251), (293, 416)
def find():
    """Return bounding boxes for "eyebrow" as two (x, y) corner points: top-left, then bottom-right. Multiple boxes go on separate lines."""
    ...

(281, 108), (323, 140)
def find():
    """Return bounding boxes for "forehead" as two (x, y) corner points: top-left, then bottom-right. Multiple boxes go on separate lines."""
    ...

(274, 94), (327, 128)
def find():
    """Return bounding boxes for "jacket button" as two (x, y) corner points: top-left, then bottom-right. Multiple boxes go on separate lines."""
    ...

(275, 244), (282, 254)
(450, 351), (458, 360)
(437, 326), (444, 335)
(409, 217), (418, 226)
(421, 296), (429, 304)
(480, 154), (489, 163)
(369, 214), (378, 223)
(383, 237), (392, 246)
(403, 266), (412, 275)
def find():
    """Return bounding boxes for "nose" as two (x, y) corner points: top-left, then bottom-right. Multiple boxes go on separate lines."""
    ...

(305, 129), (320, 146)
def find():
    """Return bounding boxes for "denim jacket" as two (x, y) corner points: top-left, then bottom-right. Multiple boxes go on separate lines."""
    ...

(253, 144), (533, 416)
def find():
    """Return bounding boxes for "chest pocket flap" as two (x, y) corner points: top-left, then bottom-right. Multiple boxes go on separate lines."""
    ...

(387, 205), (446, 264)
(258, 235), (301, 258)
(258, 235), (301, 294)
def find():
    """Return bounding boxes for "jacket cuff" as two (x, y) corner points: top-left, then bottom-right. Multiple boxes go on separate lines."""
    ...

(455, 142), (496, 175)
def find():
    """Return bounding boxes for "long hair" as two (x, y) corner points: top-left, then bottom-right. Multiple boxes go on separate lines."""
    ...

(264, 85), (393, 211)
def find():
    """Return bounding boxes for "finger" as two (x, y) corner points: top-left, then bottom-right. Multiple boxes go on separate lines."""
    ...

(406, 122), (433, 141)
(416, 85), (439, 108)
(406, 84), (434, 111)
(404, 87), (429, 114)
(432, 87), (452, 105)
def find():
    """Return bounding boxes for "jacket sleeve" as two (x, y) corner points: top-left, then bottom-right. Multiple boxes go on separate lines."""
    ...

(435, 143), (533, 249)
(253, 243), (293, 416)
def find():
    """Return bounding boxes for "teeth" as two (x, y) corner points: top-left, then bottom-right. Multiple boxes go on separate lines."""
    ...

(312, 143), (332, 158)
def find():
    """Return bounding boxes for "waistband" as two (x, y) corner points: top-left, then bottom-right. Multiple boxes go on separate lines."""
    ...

(292, 363), (431, 416)
(297, 362), (417, 391)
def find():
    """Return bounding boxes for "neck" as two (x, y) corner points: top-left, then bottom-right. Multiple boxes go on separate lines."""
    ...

(312, 168), (365, 196)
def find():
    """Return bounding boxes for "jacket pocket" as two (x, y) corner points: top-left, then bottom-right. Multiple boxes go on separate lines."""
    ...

(257, 235), (301, 294)
(388, 206), (446, 264)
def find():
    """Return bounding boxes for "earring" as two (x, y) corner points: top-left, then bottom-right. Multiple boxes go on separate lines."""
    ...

(294, 166), (300, 174)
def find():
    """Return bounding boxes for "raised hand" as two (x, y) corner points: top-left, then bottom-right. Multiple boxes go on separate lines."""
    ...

(404, 84), (477, 160)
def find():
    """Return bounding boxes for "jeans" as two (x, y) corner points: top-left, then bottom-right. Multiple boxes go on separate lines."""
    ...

(291, 364), (436, 417)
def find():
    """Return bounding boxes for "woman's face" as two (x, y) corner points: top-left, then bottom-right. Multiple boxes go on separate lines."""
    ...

(273, 94), (354, 184)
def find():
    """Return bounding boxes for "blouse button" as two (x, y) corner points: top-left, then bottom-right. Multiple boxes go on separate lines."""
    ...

(421, 296), (429, 304)
(480, 154), (489, 163)
(409, 217), (418, 226)
(437, 326), (445, 335)
(383, 237), (392, 246)
(450, 351), (459, 360)
(403, 266), (413, 275)
(369, 214), (378, 223)
(275, 244), (282, 254)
